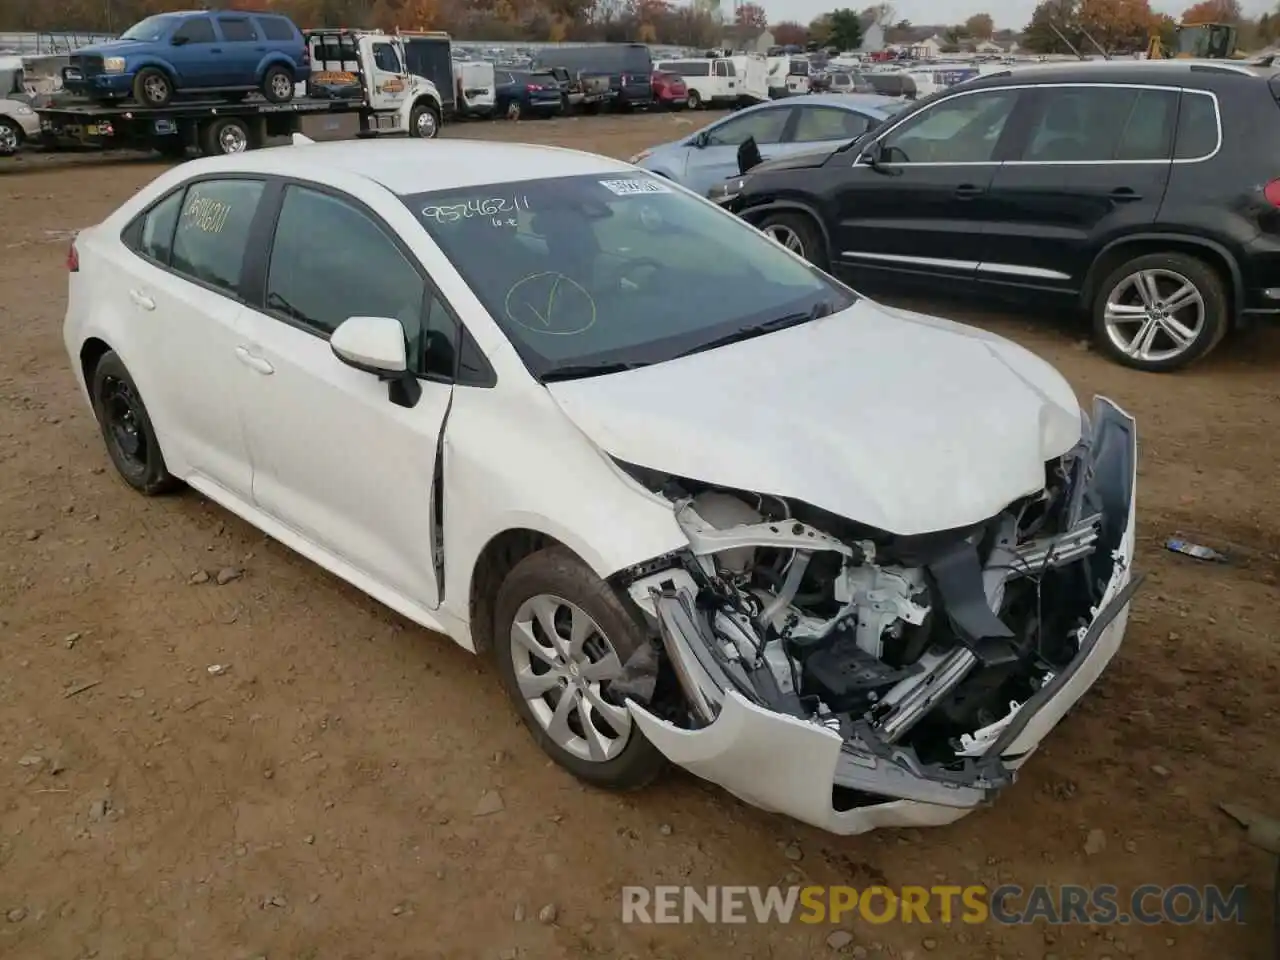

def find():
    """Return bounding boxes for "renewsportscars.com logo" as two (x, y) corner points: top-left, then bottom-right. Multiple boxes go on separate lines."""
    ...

(621, 884), (1248, 926)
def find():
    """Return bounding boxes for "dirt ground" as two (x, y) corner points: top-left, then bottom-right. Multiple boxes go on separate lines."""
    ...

(2, 110), (1279, 960)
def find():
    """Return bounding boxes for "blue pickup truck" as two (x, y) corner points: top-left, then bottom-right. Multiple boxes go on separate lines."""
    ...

(63, 10), (311, 107)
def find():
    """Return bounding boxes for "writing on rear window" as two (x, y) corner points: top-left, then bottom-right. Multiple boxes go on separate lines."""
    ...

(599, 178), (671, 196)
(183, 193), (232, 234)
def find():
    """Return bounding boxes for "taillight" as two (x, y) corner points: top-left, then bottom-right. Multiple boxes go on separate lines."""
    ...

(621, 73), (631, 85)
(526, 83), (540, 92)
(1266, 179), (1280, 208)
(66, 238), (79, 272)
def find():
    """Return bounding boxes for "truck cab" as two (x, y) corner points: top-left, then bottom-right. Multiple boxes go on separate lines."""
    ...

(306, 28), (443, 138)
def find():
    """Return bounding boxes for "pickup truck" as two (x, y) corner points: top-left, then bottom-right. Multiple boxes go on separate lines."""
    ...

(545, 66), (612, 114)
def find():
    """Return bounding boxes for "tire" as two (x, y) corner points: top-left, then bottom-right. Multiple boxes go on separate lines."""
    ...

(0, 118), (20, 157)
(89, 351), (180, 496)
(261, 65), (295, 103)
(493, 546), (666, 790)
(132, 67), (173, 107)
(505, 99), (522, 121)
(409, 101), (440, 138)
(1091, 251), (1229, 372)
(756, 211), (827, 269)
(200, 117), (250, 156)
(687, 89), (702, 110)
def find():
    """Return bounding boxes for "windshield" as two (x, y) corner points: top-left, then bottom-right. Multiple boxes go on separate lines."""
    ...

(406, 174), (854, 380)
(121, 15), (176, 41)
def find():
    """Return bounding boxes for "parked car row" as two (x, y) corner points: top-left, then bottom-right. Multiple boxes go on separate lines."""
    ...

(661, 59), (1280, 373)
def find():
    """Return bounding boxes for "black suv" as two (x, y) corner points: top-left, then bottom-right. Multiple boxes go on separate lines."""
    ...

(718, 61), (1280, 371)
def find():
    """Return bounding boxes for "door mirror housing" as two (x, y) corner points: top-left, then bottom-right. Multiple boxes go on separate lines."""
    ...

(331, 315), (407, 374)
(331, 316), (421, 408)
(691, 129), (709, 149)
(171, 34), (190, 46)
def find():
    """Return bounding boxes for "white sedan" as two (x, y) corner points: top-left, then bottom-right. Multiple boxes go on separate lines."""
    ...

(63, 137), (1140, 835)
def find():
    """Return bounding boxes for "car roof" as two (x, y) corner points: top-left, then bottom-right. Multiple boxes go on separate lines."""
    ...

(182, 138), (632, 195)
(738, 92), (899, 116)
(967, 58), (1275, 88)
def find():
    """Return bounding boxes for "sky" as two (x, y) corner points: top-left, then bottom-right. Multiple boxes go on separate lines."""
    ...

(753, 0), (1274, 30)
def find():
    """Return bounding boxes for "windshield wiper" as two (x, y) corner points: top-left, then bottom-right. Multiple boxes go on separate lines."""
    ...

(540, 360), (650, 382)
(675, 300), (837, 360)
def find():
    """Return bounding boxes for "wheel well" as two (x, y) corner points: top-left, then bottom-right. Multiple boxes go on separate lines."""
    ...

(467, 529), (564, 654)
(414, 96), (440, 115)
(1085, 239), (1238, 322)
(79, 338), (112, 391)
(741, 205), (829, 255)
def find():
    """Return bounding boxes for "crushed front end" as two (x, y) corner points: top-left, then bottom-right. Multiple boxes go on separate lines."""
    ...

(610, 398), (1140, 834)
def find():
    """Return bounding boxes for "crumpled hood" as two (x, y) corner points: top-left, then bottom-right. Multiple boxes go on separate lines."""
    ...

(748, 146), (837, 174)
(76, 40), (147, 56)
(545, 299), (1082, 536)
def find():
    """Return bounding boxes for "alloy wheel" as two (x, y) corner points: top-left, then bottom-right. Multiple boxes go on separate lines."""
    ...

(144, 75), (170, 104)
(508, 594), (632, 763)
(218, 124), (248, 154)
(270, 73), (293, 100)
(764, 223), (805, 255)
(416, 109), (437, 137)
(0, 123), (18, 155)
(1103, 268), (1205, 364)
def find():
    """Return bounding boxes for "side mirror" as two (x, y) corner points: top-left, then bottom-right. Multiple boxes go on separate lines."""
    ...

(331, 316), (423, 408)
(691, 130), (709, 149)
(171, 35), (189, 46)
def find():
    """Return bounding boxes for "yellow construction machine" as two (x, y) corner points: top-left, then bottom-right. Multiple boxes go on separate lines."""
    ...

(1147, 20), (1242, 59)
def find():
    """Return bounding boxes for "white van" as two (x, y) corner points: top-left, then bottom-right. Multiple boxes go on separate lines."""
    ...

(729, 54), (769, 104)
(655, 58), (736, 109)
(454, 60), (495, 117)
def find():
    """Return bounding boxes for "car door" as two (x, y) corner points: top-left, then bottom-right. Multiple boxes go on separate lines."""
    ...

(233, 182), (452, 610)
(685, 104), (794, 195)
(213, 15), (259, 86)
(978, 83), (1176, 297)
(116, 177), (268, 498)
(831, 87), (1023, 283)
(167, 16), (221, 89)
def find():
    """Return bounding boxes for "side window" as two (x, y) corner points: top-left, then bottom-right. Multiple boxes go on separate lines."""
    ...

(1174, 91), (1220, 160)
(420, 293), (459, 380)
(705, 106), (790, 146)
(1022, 87), (1175, 163)
(217, 17), (257, 42)
(880, 90), (1017, 163)
(794, 106), (869, 142)
(170, 179), (265, 297)
(372, 42), (402, 73)
(265, 185), (427, 348)
(173, 17), (215, 44)
(127, 188), (185, 264)
(257, 16), (296, 42)
(714, 60), (728, 77)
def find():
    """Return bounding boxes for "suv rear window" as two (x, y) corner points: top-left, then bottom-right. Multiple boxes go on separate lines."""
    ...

(256, 16), (296, 42)
(1174, 91), (1219, 160)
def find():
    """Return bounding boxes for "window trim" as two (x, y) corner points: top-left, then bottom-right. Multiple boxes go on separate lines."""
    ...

(856, 82), (1222, 168)
(252, 177), (495, 388)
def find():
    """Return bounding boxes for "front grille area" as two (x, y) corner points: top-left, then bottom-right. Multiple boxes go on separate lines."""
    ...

(72, 55), (104, 77)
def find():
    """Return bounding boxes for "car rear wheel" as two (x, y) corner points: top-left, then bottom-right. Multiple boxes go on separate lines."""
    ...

(133, 67), (173, 107)
(687, 89), (702, 109)
(0, 119), (20, 156)
(493, 546), (666, 790)
(505, 99), (522, 121)
(262, 65), (295, 103)
(1092, 252), (1228, 372)
(756, 211), (828, 269)
(90, 351), (180, 496)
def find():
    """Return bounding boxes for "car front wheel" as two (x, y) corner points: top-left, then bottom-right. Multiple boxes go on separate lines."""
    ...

(756, 211), (828, 269)
(1092, 252), (1228, 372)
(493, 546), (666, 789)
(132, 67), (173, 107)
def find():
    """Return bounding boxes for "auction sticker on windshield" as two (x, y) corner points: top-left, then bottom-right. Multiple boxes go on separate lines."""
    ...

(599, 178), (671, 196)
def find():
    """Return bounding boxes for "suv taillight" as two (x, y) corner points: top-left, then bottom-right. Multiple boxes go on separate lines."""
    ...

(66, 238), (79, 272)
(1266, 179), (1280, 208)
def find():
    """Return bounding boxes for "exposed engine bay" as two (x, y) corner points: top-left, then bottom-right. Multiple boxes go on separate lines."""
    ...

(611, 400), (1140, 815)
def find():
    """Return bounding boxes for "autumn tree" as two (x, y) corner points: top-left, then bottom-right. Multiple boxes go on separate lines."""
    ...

(771, 20), (808, 45)
(964, 12), (994, 38)
(1022, 0), (1084, 52)
(735, 2), (767, 31)
(1078, 0), (1156, 50)
(1182, 0), (1242, 22)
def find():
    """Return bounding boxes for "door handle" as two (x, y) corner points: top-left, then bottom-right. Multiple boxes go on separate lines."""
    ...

(235, 346), (274, 375)
(954, 184), (984, 198)
(210, 47), (222, 53)
(128, 289), (155, 310)
(1109, 187), (1143, 202)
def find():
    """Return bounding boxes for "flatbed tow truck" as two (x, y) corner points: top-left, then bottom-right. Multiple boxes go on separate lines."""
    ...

(36, 27), (447, 157)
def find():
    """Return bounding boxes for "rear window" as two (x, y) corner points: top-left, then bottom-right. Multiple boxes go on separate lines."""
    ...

(1173, 90), (1220, 160)
(256, 15), (296, 42)
(527, 73), (558, 86)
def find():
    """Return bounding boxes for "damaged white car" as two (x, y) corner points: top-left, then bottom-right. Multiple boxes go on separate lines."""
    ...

(64, 139), (1139, 835)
